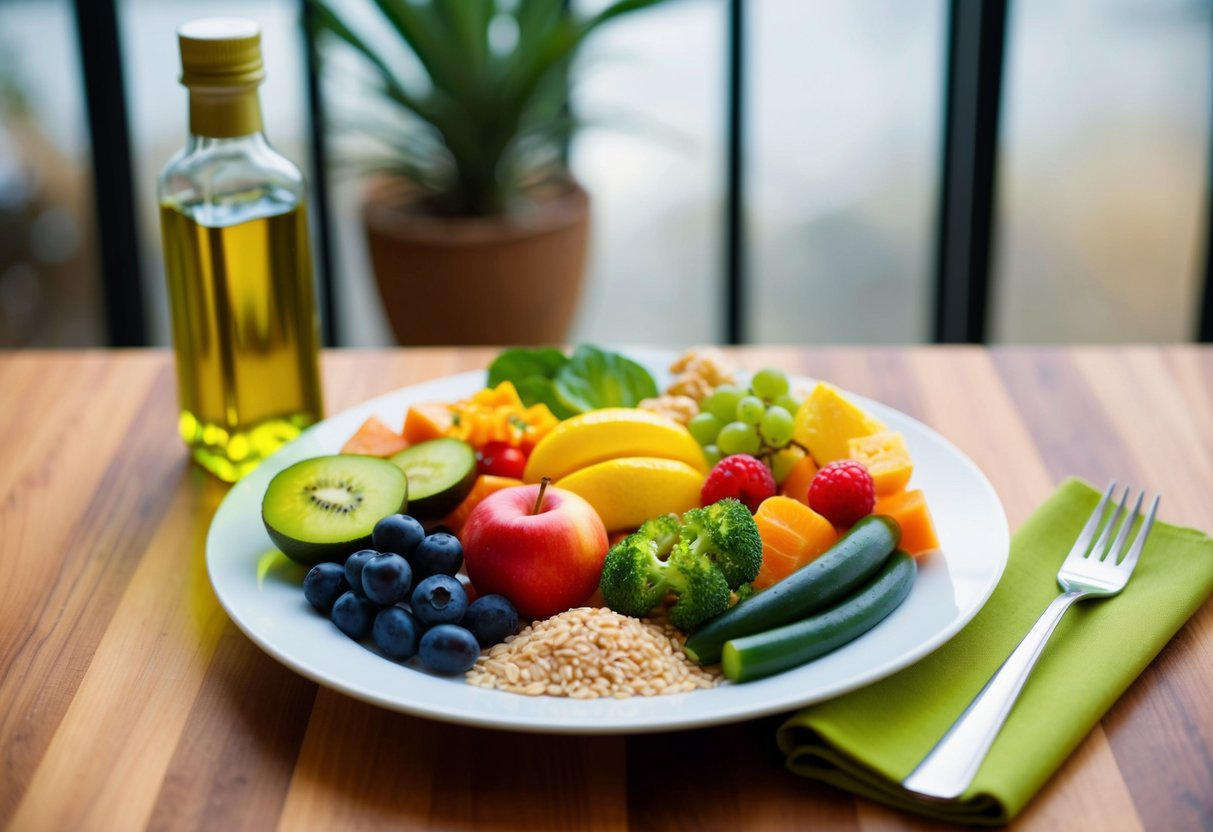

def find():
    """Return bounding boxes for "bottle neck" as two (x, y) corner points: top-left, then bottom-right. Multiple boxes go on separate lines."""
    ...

(182, 132), (271, 156)
(188, 84), (263, 139)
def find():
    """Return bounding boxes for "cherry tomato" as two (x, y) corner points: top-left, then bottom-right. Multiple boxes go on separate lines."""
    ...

(477, 442), (527, 479)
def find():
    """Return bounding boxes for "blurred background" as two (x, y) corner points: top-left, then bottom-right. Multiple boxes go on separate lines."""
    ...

(0, 0), (1209, 349)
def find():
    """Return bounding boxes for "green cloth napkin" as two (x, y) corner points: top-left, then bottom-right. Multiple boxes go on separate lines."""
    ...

(776, 477), (1213, 826)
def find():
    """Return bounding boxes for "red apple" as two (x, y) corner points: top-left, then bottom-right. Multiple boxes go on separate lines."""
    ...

(461, 480), (609, 620)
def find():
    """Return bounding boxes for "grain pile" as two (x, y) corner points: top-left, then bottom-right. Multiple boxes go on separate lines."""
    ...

(465, 607), (722, 699)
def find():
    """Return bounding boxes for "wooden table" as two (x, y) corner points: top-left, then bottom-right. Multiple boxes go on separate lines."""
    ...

(2, 347), (1210, 831)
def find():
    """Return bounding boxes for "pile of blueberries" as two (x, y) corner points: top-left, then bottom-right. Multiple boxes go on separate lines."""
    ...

(302, 513), (519, 675)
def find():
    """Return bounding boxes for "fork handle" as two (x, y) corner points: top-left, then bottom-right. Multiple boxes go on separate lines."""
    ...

(902, 589), (1086, 800)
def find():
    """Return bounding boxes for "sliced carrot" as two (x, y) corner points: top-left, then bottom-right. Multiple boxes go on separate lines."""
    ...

(340, 415), (408, 457)
(874, 489), (940, 556)
(438, 475), (524, 536)
(403, 402), (454, 445)
(778, 454), (819, 506)
(751, 495), (839, 590)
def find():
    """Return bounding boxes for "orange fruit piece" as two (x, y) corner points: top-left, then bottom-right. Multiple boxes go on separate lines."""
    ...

(403, 403), (454, 445)
(751, 496), (839, 590)
(340, 415), (408, 458)
(778, 454), (819, 505)
(874, 489), (940, 556)
(438, 474), (524, 536)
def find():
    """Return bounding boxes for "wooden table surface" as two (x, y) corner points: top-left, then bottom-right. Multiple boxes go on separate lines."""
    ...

(2, 346), (1210, 831)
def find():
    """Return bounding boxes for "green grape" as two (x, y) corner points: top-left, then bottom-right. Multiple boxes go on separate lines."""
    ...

(687, 412), (722, 446)
(717, 421), (761, 456)
(759, 405), (794, 448)
(706, 385), (745, 422)
(702, 444), (724, 467)
(751, 367), (790, 400)
(773, 393), (801, 415)
(735, 395), (765, 425)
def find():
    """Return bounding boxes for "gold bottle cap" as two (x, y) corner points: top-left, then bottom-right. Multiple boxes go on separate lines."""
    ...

(178, 18), (265, 89)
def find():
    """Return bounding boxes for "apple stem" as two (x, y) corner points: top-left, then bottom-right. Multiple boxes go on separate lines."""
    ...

(532, 477), (550, 515)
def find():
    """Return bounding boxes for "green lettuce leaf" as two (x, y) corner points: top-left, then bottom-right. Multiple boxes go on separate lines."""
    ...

(553, 345), (658, 412)
(487, 346), (567, 388)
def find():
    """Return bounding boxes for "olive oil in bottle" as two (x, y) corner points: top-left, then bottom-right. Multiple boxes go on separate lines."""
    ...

(158, 19), (323, 482)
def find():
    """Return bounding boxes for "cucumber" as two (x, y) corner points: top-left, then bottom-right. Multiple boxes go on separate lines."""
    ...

(389, 438), (477, 519)
(683, 515), (900, 664)
(721, 550), (917, 683)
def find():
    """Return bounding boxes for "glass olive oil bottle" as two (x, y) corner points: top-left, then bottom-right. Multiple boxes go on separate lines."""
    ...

(159, 18), (323, 482)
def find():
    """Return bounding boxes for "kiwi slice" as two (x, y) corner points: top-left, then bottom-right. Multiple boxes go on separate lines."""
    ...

(262, 454), (408, 566)
(389, 438), (477, 519)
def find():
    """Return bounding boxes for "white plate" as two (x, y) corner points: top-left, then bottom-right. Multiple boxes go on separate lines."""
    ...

(207, 350), (1008, 734)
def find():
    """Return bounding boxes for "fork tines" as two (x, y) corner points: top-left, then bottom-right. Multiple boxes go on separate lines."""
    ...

(1072, 482), (1160, 567)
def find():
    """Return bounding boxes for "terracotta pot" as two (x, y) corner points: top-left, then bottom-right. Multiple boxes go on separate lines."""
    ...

(363, 177), (590, 345)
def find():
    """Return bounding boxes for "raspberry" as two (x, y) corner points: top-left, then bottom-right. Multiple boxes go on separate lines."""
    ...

(808, 460), (876, 528)
(701, 454), (776, 513)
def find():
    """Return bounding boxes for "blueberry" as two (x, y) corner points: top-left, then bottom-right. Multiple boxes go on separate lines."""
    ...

(343, 549), (377, 589)
(410, 532), (463, 580)
(361, 552), (413, 606)
(331, 591), (375, 640)
(418, 624), (481, 674)
(372, 514), (425, 556)
(303, 562), (348, 613)
(460, 594), (519, 647)
(372, 606), (421, 660)
(410, 574), (469, 627)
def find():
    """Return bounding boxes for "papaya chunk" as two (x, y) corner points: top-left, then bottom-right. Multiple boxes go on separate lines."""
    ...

(873, 489), (940, 556)
(403, 402), (454, 445)
(341, 415), (408, 458)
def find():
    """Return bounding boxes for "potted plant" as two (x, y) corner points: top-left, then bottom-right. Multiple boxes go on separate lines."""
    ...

(308, 0), (670, 345)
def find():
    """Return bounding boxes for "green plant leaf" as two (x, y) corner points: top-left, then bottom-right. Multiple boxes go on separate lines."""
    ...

(310, 0), (674, 217)
(587, 0), (672, 29)
(369, 0), (477, 106)
(308, 0), (446, 128)
(308, 1), (411, 99)
(433, 0), (492, 75)
(553, 345), (659, 412)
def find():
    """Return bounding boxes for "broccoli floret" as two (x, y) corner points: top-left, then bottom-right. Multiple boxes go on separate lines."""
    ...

(679, 498), (763, 589)
(665, 546), (731, 630)
(599, 514), (682, 617)
(599, 513), (731, 631)
(732, 582), (758, 605)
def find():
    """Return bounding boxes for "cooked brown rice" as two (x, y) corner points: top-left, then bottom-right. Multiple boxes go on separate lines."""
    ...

(464, 607), (722, 699)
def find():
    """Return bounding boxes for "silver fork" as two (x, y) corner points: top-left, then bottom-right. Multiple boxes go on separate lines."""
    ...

(902, 482), (1160, 800)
